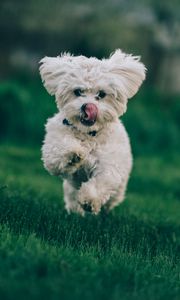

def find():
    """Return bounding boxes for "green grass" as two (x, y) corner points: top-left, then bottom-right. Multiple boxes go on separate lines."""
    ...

(0, 144), (179, 300)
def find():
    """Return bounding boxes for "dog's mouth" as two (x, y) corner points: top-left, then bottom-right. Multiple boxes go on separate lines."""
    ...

(80, 103), (98, 127)
(80, 115), (96, 127)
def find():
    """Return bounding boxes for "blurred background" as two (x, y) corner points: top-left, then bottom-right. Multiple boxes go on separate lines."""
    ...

(0, 0), (180, 155)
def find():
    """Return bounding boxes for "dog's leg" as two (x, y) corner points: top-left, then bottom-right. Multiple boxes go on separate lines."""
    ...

(42, 134), (87, 177)
(42, 115), (89, 177)
(103, 180), (127, 212)
(77, 169), (125, 215)
(63, 180), (85, 215)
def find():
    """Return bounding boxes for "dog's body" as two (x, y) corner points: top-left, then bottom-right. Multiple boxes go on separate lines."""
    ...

(40, 50), (146, 215)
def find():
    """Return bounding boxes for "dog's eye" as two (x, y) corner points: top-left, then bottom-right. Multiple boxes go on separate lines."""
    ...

(97, 90), (106, 99)
(74, 88), (83, 97)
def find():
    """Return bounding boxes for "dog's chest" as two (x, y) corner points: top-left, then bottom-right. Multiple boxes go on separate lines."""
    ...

(79, 130), (108, 151)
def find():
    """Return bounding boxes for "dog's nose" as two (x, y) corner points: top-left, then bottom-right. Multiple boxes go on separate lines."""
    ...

(80, 103), (98, 126)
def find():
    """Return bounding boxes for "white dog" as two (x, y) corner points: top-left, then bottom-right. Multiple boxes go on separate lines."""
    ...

(40, 49), (146, 215)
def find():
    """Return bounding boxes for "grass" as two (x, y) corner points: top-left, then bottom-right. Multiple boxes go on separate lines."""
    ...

(0, 144), (179, 300)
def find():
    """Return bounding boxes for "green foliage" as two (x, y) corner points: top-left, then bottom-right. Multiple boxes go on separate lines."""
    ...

(0, 80), (56, 144)
(122, 88), (180, 155)
(0, 145), (179, 300)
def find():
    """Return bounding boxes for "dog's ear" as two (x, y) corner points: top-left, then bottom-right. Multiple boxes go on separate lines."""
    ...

(108, 49), (146, 99)
(39, 57), (61, 95)
(39, 54), (73, 96)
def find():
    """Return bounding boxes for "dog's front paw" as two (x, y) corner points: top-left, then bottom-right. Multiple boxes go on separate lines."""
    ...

(65, 201), (85, 216)
(60, 148), (86, 175)
(78, 183), (102, 215)
(67, 152), (83, 166)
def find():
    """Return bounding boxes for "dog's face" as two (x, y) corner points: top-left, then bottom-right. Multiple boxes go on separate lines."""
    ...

(40, 50), (146, 132)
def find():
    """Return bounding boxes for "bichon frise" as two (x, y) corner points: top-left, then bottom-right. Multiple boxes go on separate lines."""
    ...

(40, 49), (146, 215)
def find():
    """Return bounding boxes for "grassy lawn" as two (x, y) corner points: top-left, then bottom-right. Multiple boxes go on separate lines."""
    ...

(0, 144), (179, 300)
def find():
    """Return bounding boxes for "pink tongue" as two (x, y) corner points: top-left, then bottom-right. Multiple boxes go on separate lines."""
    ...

(84, 103), (98, 121)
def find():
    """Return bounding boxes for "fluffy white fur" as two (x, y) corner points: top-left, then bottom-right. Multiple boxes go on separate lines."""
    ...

(40, 49), (146, 215)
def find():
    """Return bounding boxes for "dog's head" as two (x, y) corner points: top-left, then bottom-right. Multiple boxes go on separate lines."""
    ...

(40, 49), (146, 132)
